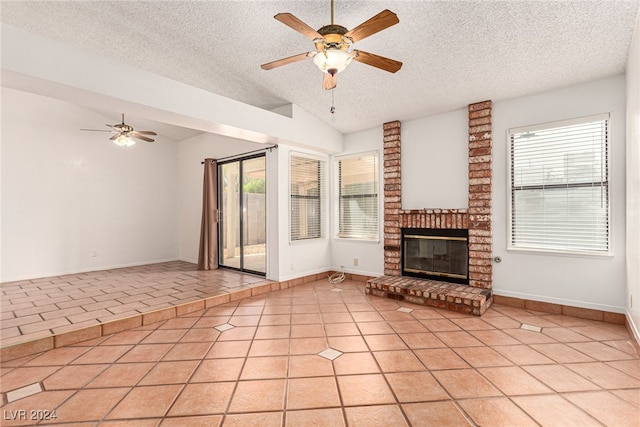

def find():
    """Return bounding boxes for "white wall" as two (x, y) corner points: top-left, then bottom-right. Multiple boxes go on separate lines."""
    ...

(176, 132), (280, 278)
(331, 127), (384, 277)
(1, 88), (180, 281)
(277, 144), (332, 281)
(1, 22), (344, 284)
(492, 75), (627, 313)
(626, 13), (640, 339)
(402, 108), (469, 209)
(340, 76), (628, 314)
(331, 109), (473, 277)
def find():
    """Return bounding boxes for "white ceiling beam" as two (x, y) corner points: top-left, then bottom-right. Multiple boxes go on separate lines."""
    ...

(0, 24), (344, 154)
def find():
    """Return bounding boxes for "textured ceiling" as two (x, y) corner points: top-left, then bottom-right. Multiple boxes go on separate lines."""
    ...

(1, 0), (639, 135)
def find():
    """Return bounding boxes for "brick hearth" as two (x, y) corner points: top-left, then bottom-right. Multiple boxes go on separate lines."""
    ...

(366, 276), (492, 316)
(367, 101), (493, 316)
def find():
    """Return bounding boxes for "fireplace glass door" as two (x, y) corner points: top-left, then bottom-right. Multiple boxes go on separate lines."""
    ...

(402, 229), (468, 284)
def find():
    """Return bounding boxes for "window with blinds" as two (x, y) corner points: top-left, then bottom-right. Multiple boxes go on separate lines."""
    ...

(335, 151), (379, 240)
(290, 153), (325, 241)
(509, 114), (610, 254)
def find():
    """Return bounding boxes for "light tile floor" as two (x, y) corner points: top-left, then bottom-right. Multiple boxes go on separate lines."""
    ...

(1, 261), (273, 347)
(1, 265), (639, 426)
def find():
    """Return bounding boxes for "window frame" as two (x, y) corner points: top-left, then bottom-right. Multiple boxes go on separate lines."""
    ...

(507, 113), (612, 257)
(334, 150), (380, 242)
(289, 151), (326, 243)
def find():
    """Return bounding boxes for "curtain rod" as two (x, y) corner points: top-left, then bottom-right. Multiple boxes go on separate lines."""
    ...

(201, 144), (278, 164)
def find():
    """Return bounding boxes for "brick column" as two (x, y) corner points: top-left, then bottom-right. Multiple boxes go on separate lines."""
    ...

(383, 121), (402, 276)
(381, 103), (493, 291)
(467, 101), (493, 289)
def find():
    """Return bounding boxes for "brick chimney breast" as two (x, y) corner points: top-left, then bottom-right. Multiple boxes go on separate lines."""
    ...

(374, 102), (493, 315)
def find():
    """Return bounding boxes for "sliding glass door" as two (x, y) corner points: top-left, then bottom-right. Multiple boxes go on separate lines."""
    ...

(218, 155), (266, 275)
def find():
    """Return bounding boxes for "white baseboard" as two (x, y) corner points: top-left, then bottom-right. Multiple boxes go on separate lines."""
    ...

(625, 309), (640, 344)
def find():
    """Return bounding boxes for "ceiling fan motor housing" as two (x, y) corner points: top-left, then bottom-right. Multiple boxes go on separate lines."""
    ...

(315, 25), (352, 51)
(114, 123), (134, 133)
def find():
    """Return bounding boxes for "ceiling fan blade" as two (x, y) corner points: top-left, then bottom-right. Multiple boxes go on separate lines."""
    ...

(109, 134), (119, 140)
(133, 130), (157, 135)
(131, 132), (155, 142)
(353, 50), (402, 73)
(80, 129), (113, 132)
(274, 13), (322, 40)
(323, 73), (337, 90)
(261, 52), (311, 70)
(345, 9), (399, 43)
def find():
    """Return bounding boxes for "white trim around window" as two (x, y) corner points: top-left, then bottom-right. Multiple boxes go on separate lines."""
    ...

(334, 150), (380, 241)
(507, 113), (611, 256)
(289, 151), (326, 243)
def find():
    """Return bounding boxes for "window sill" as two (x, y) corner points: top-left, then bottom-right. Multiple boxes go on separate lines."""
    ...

(333, 237), (380, 244)
(290, 237), (328, 245)
(506, 246), (614, 259)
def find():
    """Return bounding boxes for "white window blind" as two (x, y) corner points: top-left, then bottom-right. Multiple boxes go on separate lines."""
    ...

(290, 153), (325, 241)
(509, 114), (609, 253)
(335, 152), (379, 240)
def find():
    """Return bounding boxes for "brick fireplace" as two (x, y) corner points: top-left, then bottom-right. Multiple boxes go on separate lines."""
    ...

(366, 101), (494, 315)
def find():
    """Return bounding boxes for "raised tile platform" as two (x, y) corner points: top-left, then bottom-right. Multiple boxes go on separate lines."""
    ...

(366, 276), (492, 316)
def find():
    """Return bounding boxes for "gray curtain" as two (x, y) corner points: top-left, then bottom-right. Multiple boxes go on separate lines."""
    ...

(198, 158), (218, 270)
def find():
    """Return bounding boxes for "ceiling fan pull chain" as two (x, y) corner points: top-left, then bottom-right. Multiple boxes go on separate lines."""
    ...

(330, 89), (336, 114)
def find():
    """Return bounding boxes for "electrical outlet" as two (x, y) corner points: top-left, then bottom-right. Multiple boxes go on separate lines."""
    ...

(353, 258), (359, 267)
(92, 251), (98, 258)
(291, 263), (295, 270)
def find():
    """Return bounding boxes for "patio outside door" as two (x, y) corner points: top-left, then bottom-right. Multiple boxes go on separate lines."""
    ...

(218, 155), (266, 275)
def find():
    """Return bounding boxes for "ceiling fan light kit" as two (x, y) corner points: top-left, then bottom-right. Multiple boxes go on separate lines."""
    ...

(261, 1), (402, 91)
(113, 134), (136, 147)
(312, 49), (354, 76)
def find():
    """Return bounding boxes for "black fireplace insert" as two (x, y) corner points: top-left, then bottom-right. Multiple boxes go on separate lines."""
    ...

(401, 228), (469, 285)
